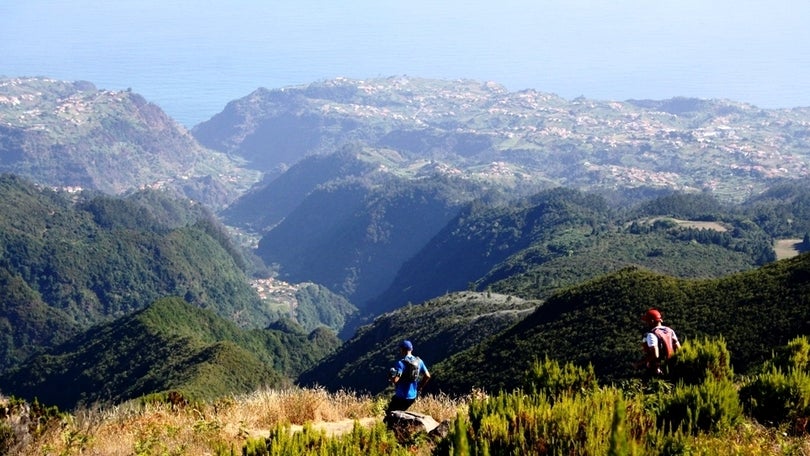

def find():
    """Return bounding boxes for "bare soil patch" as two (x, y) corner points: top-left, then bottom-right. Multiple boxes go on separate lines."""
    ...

(634, 217), (728, 232)
(670, 219), (727, 231)
(774, 239), (803, 260)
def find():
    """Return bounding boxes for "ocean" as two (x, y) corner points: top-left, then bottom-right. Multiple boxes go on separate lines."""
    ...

(2, 0), (809, 128)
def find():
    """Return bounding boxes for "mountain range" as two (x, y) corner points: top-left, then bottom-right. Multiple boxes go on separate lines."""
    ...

(1, 75), (810, 409)
(301, 252), (810, 396)
(194, 76), (810, 324)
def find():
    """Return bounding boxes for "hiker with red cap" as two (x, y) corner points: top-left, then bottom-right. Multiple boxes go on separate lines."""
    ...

(638, 309), (681, 377)
(385, 339), (430, 413)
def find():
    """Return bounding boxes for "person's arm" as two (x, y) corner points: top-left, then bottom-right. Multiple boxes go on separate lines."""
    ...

(646, 332), (660, 360)
(417, 363), (431, 392)
(389, 363), (402, 384)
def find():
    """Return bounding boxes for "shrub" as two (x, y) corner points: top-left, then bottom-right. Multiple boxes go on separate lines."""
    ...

(0, 422), (15, 455)
(608, 396), (631, 456)
(655, 376), (743, 435)
(233, 421), (411, 456)
(455, 388), (641, 455)
(760, 336), (810, 373)
(739, 367), (810, 434)
(523, 356), (598, 399)
(668, 337), (733, 385)
(642, 428), (692, 456)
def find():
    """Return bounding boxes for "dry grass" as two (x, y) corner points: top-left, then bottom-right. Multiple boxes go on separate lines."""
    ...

(1, 388), (467, 456)
(6, 388), (810, 455)
(408, 390), (473, 422)
(682, 421), (810, 455)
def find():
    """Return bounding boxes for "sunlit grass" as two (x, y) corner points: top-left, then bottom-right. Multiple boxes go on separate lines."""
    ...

(6, 382), (810, 455)
(1, 387), (462, 456)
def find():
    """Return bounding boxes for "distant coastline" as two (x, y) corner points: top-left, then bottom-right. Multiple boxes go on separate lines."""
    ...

(3, 1), (808, 127)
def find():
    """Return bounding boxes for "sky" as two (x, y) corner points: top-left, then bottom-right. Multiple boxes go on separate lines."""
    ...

(2, 0), (809, 126)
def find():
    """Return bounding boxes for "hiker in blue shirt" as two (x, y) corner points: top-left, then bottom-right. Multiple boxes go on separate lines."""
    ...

(386, 339), (430, 412)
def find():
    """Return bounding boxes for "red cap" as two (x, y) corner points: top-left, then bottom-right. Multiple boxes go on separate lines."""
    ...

(643, 309), (663, 324)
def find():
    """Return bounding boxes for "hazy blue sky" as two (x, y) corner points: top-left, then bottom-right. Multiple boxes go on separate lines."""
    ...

(2, 0), (809, 125)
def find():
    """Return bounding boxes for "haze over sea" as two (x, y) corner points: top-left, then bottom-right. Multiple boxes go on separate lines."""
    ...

(2, 0), (809, 128)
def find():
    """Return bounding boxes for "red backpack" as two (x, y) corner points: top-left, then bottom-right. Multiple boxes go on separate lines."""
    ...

(650, 326), (676, 360)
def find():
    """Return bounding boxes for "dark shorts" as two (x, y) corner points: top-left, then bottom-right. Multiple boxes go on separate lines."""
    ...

(386, 396), (415, 413)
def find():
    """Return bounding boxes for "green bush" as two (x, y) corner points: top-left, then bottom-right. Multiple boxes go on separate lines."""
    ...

(523, 356), (598, 398)
(668, 337), (733, 385)
(655, 376), (743, 435)
(642, 428), (692, 456)
(760, 335), (810, 373)
(455, 388), (641, 455)
(739, 367), (810, 433)
(232, 421), (410, 456)
(608, 396), (631, 456)
(0, 422), (15, 456)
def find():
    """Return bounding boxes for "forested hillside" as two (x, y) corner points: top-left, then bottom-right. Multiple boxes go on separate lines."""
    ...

(300, 252), (810, 397)
(255, 169), (496, 304)
(358, 189), (777, 330)
(0, 175), (272, 372)
(298, 291), (538, 394)
(434, 252), (810, 394)
(0, 297), (340, 409)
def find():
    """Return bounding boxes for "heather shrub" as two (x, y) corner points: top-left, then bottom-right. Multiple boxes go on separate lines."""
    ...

(761, 335), (810, 373)
(523, 356), (598, 398)
(234, 421), (411, 456)
(451, 387), (641, 455)
(608, 396), (632, 456)
(655, 376), (743, 435)
(739, 367), (810, 433)
(668, 336), (733, 385)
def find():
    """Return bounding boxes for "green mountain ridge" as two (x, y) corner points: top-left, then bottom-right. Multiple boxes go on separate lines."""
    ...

(433, 252), (810, 394)
(0, 174), (264, 326)
(255, 170), (493, 304)
(220, 147), (380, 230)
(0, 175), (354, 376)
(298, 291), (538, 395)
(298, 252), (810, 398)
(364, 187), (612, 316)
(0, 297), (340, 410)
(361, 188), (774, 327)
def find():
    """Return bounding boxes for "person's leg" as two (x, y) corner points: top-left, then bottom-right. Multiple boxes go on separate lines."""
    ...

(385, 396), (415, 413)
(400, 398), (415, 411)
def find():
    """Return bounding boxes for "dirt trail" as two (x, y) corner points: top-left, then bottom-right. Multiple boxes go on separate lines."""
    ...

(290, 417), (379, 436)
(236, 417), (380, 440)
